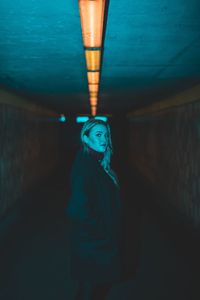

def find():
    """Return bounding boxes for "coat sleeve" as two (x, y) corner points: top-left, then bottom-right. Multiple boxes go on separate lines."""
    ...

(66, 155), (94, 223)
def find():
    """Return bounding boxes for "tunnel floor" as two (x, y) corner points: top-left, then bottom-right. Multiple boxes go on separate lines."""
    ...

(0, 165), (199, 300)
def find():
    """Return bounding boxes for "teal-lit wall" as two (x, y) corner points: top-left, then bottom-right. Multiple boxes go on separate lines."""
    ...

(0, 92), (61, 219)
(129, 99), (200, 228)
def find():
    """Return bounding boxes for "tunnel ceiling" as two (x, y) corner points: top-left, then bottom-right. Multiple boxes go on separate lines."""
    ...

(0, 0), (200, 115)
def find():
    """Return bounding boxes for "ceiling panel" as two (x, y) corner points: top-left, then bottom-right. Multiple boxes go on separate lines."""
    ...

(0, 0), (200, 114)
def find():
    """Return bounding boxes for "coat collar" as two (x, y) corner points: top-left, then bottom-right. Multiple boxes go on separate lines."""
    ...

(86, 147), (104, 161)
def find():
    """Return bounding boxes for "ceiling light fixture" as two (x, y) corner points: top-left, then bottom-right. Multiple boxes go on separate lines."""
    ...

(89, 91), (98, 98)
(79, 0), (106, 48)
(94, 116), (107, 122)
(88, 84), (99, 93)
(78, 0), (106, 116)
(90, 97), (98, 106)
(91, 105), (97, 116)
(85, 50), (101, 71)
(76, 116), (89, 123)
(87, 72), (100, 84)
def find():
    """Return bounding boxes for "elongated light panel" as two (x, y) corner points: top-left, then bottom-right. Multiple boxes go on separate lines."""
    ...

(76, 116), (89, 123)
(95, 116), (107, 122)
(88, 84), (99, 93)
(79, 0), (106, 48)
(87, 72), (100, 84)
(85, 50), (101, 71)
(90, 97), (98, 106)
(89, 91), (98, 98)
(91, 105), (97, 116)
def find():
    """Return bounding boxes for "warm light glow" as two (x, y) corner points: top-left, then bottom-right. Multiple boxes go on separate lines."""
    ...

(91, 105), (97, 116)
(90, 97), (98, 106)
(79, 0), (106, 48)
(87, 72), (100, 85)
(89, 91), (98, 98)
(88, 84), (99, 93)
(85, 50), (101, 71)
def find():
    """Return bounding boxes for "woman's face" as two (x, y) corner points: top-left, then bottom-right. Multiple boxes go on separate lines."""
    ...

(84, 124), (108, 153)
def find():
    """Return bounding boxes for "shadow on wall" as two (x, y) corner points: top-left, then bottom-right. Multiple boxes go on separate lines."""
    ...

(0, 102), (61, 221)
(129, 101), (200, 230)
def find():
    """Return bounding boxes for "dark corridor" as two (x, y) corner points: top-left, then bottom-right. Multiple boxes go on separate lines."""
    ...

(1, 0), (200, 298)
(0, 118), (199, 300)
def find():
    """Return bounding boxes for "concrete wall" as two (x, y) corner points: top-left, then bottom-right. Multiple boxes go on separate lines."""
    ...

(128, 86), (200, 228)
(0, 90), (61, 219)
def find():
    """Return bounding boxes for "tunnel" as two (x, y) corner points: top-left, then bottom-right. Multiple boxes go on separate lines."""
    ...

(0, 0), (200, 299)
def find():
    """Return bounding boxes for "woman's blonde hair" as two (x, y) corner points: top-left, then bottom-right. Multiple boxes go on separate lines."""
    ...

(80, 118), (119, 186)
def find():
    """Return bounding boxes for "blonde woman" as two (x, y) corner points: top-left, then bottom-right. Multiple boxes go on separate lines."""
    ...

(66, 118), (122, 300)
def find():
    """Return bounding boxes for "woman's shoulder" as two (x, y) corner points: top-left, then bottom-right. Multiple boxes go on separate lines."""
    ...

(74, 149), (92, 164)
(72, 149), (96, 173)
(69, 150), (99, 185)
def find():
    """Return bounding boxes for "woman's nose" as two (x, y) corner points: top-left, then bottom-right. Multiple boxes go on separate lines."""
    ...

(101, 136), (107, 143)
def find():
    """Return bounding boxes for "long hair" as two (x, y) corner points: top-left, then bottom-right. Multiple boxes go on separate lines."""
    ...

(80, 118), (119, 187)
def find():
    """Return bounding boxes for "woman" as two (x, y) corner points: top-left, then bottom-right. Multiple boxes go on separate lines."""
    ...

(66, 118), (122, 300)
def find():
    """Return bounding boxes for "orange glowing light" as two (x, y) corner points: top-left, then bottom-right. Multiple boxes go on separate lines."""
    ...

(90, 91), (98, 98)
(85, 50), (101, 71)
(79, 0), (106, 48)
(90, 97), (98, 106)
(89, 84), (99, 93)
(91, 105), (97, 116)
(87, 72), (100, 85)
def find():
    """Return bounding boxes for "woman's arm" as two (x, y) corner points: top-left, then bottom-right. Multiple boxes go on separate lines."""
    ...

(66, 154), (94, 223)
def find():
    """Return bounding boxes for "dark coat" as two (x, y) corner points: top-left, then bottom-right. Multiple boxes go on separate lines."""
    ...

(66, 149), (122, 284)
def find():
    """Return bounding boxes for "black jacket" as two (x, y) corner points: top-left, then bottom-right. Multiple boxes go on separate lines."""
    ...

(66, 149), (122, 283)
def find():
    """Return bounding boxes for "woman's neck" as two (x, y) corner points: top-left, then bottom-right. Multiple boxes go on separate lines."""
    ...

(87, 147), (104, 161)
